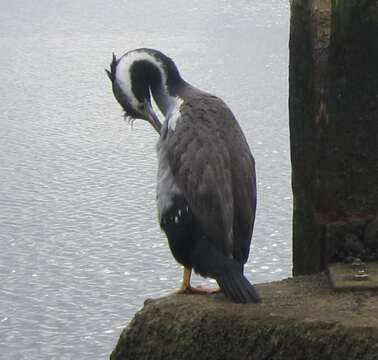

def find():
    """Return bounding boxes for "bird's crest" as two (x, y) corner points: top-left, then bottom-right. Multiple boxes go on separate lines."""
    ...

(105, 53), (117, 82)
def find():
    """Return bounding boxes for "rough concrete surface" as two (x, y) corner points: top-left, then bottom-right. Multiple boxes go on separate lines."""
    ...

(111, 274), (378, 360)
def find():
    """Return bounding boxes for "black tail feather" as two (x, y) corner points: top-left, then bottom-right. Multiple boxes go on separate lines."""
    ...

(216, 271), (261, 304)
(190, 236), (261, 304)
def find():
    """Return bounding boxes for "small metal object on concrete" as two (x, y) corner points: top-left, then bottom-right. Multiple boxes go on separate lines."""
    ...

(350, 258), (369, 280)
(328, 261), (378, 290)
(353, 270), (369, 281)
(351, 258), (364, 268)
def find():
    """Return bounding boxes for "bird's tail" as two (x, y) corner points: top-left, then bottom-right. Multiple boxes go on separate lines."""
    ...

(191, 238), (261, 304)
(216, 270), (260, 304)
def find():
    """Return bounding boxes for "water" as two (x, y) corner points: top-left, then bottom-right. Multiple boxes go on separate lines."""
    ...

(0, 0), (290, 358)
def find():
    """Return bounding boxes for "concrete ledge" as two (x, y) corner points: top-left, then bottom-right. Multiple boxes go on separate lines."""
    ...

(110, 274), (378, 360)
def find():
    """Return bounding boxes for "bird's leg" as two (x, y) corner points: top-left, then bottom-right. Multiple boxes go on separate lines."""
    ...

(177, 266), (192, 293)
(176, 267), (222, 295)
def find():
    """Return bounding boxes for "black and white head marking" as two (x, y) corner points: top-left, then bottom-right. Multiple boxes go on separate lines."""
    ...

(108, 49), (185, 133)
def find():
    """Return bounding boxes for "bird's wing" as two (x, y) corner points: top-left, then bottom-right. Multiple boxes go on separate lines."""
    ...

(195, 95), (256, 265)
(166, 95), (235, 257)
(227, 124), (256, 265)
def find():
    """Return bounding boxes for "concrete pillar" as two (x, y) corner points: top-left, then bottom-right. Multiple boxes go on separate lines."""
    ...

(289, 0), (378, 275)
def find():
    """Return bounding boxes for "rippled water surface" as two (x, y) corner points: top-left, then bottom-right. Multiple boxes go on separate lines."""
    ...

(0, 1), (290, 358)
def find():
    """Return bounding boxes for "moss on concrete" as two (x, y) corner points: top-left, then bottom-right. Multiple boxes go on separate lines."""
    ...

(111, 275), (378, 360)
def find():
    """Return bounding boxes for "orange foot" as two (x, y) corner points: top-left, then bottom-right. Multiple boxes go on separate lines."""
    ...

(176, 267), (222, 295)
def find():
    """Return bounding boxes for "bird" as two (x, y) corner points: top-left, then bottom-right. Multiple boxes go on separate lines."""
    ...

(106, 48), (260, 303)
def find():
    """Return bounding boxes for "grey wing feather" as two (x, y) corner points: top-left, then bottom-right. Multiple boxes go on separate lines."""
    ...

(166, 96), (235, 257)
(228, 126), (256, 264)
(207, 96), (256, 265)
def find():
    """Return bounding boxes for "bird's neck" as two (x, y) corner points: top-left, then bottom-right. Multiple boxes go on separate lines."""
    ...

(151, 83), (186, 116)
(137, 58), (186, 116)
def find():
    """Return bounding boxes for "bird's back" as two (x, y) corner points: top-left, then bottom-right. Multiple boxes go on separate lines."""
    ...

(164, 89), (256, 264)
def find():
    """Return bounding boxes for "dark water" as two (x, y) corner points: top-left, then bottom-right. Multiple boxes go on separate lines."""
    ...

(0, 0), (290, 358)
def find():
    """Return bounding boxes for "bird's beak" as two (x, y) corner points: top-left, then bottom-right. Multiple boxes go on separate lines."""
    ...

(144, 100), (162, 134)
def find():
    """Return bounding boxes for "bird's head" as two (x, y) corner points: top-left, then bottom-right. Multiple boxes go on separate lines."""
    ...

(106, 53), (148, 118)
(106, 49), (181, 134)
(106, 51), (162, 133)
